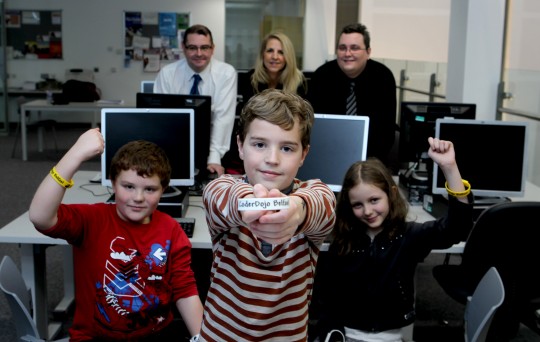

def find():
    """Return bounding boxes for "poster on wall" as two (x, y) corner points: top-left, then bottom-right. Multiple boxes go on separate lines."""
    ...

(124, 11), (190, 71)
(6, 10), (63, 59)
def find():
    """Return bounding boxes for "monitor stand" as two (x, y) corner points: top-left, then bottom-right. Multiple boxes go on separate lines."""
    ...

(161, 186), (183, 198)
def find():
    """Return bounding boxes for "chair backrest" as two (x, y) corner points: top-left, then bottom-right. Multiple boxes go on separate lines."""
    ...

(461, 201), (540, 285)
(464, 266), (505, 342)
(0, 255), (41, 340)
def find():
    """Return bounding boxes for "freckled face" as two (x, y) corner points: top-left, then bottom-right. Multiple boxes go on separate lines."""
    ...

(348, 182), (390, 230)
(237, 119), (308, 191)
(112, 169), (164, 224)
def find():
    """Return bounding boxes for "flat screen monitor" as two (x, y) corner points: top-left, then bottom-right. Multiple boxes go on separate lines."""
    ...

(296, 114), (369, 193)
(136, 92), (211, 179)
(399, 101), (476, 165)
(100, 108), (195, 188)
(140, 81), (155, 93)
(433, 119), (529, 200)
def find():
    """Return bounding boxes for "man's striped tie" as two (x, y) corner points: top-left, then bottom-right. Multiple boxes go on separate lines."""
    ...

(346, 81), (356, 115)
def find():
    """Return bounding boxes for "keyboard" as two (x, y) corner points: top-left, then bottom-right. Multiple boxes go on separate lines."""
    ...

(176, 217), (195, 238)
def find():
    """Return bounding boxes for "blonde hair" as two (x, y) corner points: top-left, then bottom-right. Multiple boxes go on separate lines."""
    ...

(251, 32), (306, 94)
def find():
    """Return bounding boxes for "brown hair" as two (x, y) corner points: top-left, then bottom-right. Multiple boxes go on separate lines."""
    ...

(238, 89), (314, 150)
(110, 140), (171, 189)
(332, 158), (408, 255)
(182, 24), (214, 47)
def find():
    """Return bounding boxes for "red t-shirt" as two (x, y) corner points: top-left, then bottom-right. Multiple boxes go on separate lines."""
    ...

(41, 203), (198, 341)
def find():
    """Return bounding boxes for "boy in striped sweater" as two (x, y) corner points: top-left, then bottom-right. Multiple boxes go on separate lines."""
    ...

(200, 89), (336, 341)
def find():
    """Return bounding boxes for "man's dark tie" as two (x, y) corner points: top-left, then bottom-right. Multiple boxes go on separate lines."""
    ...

(190, 74), (201, 95)
(346, 81), (357, 115)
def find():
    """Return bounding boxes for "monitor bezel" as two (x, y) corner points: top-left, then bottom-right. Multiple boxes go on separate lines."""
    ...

(135, 92), (212, 179)
(432, 118), (529, 198)
(296, 113), (370, 193)
(100, 107), (195, 188)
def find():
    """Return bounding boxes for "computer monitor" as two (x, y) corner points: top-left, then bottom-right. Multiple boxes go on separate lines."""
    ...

(433, 119), (529, 201)
(136, 92), (211, 179)
(140, 81), (155, 93)
(100, 108), (195, 188)
(398, 101), (476, 183)
(296, 114), (370, 193)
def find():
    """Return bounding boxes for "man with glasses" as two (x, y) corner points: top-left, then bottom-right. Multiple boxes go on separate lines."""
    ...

(154, 24), (237, 177)
(308, 23), (397, 166)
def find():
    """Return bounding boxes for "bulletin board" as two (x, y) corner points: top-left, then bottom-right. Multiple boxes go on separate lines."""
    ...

(5, 10), (62, 59)
(124, 11), (190, 72)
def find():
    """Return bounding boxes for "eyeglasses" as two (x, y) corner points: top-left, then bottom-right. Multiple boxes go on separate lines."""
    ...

(337, 45), (367, 53)
(185, 45), (213, 53)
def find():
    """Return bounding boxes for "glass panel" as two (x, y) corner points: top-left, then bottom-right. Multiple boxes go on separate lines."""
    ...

(225, 0), (305, 70)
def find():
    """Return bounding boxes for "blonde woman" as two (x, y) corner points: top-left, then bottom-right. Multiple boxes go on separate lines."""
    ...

(240, 32), (307, 102)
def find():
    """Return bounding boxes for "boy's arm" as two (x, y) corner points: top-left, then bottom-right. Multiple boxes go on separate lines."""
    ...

(289, 179), (337, 243)
(29, 128), (104, 230)
(175, 295), (203, 337)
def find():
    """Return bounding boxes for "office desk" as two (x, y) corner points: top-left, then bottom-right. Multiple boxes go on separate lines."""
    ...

(0, 171), (210, 340)
(19, 99), (132, 161)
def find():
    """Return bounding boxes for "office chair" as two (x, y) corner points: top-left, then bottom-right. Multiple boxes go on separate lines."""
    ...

(465, 267), (505, 342)
(11, 96), (59, 159)
(433, 201), (540, 340)
(0, 255), (69, 342)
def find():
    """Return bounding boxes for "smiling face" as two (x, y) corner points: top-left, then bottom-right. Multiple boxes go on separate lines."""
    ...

(112, 169), (164, 224)
(237, 118), (308, 191)
(263, 37), (286, 78)
(183, 32), (214, 73)
(336, 32), (371, 79)
(348, 181), (390, 231)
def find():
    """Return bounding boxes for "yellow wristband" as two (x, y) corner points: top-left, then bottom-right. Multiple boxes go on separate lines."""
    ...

(49, 167), (74, 189)
(445, 179), (471, 197)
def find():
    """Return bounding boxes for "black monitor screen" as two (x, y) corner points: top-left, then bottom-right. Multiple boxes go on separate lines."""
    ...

(399, 101), (476, 165)
(433, 119), (529, 199)
(296, 114), (370, 192)
(100, 108), (195, 188)
(136, 92), (211, 178)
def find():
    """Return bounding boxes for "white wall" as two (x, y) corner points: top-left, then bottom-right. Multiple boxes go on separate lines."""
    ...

(6, 0), (226, 104)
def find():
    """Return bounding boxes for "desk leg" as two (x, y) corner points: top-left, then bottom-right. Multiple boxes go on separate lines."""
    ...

(21, 108), (28, 161)
(54, 245), (74, 314)
(20, 244), (49, 338)
(20, 244), (63, 340)
(37, 111), (44, 153)
(92, 110), (99, 128)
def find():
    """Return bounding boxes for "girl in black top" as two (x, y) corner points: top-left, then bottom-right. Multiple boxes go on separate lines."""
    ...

(313, 138), (474, 342)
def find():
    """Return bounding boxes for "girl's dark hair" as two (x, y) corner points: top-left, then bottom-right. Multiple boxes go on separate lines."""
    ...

(332, 158), (408, 255)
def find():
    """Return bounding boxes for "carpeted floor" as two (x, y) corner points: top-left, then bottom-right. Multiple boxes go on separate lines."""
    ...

(0, 123), (538, 341)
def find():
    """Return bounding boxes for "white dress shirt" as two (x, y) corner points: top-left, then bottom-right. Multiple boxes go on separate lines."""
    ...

(154, 58), (238, 165)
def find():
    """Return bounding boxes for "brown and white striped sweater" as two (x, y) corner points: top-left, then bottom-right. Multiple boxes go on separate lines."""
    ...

(200, 175), (336, 342)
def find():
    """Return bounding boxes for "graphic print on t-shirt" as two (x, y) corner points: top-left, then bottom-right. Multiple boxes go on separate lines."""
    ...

(94, 236), (172, 331)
